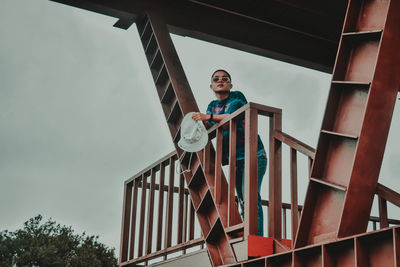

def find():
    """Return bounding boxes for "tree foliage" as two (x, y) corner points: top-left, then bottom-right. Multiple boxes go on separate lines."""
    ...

(0, 215), (118, 267)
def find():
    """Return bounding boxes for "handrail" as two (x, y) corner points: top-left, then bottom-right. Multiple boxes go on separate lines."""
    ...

(376, 183), (400, 208)
(119, 102), (400, 266)
(120, 238), (204, 266)
(274, 130), (315, 159)
(124, 151), (177, 185)
(203, 102), (283, 237)
(275, 129), (400, 241)
(207, 102), (282, 134)
(119, 151), (202, 265)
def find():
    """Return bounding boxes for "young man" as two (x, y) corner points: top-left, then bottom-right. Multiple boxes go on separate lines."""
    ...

(192, 70), (267, 236)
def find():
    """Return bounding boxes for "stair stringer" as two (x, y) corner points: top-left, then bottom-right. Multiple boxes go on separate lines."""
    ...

(135, 12), (242, 266)
(295, 0), (400, 248)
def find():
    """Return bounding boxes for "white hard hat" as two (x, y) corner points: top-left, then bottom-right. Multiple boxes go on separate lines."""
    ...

(178, 112), (208, 152)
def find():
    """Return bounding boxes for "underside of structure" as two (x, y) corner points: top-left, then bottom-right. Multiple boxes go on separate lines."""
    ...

(51, 0), (400, 266)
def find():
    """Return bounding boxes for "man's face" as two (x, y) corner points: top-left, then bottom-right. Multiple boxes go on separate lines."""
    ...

(210, 71), (232, 93)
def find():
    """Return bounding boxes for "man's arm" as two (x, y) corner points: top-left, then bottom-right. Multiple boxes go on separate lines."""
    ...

(191, 112), (229, 123)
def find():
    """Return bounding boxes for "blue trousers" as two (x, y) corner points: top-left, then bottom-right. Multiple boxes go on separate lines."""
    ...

(235, 156), (267, 236)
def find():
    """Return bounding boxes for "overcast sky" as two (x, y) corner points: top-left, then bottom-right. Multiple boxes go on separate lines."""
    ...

(1, 0), (400, 255)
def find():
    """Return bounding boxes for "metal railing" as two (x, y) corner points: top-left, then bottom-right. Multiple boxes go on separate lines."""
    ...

(119, 102), (400, 265)
(203, 102), (283, 238)
(119, 152), (204, 266)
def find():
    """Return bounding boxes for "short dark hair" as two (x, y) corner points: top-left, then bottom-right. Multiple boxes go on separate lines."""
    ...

(211, 69), (231, 82)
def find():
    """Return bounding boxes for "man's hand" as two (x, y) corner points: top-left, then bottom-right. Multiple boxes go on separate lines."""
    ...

(191, 112), (209, 122)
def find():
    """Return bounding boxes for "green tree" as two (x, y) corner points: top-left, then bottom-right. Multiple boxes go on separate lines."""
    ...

(0, 215), (118, 267)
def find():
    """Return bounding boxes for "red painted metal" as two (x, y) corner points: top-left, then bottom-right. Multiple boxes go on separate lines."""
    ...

(119, 181), (132, 263)
(247, 236), (274, 257)
(118, 145), (400, 266)
(129, 179), (139, 260)
(145, 170), (156, 254)
(378, 196), (389, 229)
(228, 119), (239, 227)
(136, 13), (238, 266)
(137, 174), (147, 257)
(117, 2), (400, 265)
(290, 148), (299, 246)
(49, 2), (400, 265)
(268, 111), (282, 239)
(215, 129), (223, 205)
(295, 0), (400, 248)
(177, 173), (184, 244)
(164, 157), (174, 251)
(155, 163), (165, 251)
(244, 108), (259, 237)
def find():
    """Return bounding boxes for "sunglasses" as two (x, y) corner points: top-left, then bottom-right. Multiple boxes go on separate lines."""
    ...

(212, 76), (231, 83)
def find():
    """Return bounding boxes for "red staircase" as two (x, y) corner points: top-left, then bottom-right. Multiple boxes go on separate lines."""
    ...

(125, 0), (400, 265)
(295, 0), (400, 248)
(135, 13), (242, 266)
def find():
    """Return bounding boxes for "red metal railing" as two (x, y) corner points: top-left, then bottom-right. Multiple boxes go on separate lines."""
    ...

(119, 102), (400, 266)
(274, 131), (400, 243)
(204, 102), (283, 238)
(119, 152), (204, 266)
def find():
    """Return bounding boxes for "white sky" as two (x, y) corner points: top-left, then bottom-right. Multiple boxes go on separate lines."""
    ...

(1, 0), (400, 256)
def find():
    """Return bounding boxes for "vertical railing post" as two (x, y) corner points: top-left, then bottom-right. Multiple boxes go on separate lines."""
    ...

(137, 174), (148, 257)
(215, 128), (223, 204)
(269, 111), (282, 238)
(308, 157), (313, 178)
(244, 107), (259, 236)
(204, 142), (211, 176)
(119, 181), (132, 263)
(228, 119), (239, 226)
(164, 157), (175, 258)
(282, 208), (287, 239)
(177, 173), (184, 244)
(378, 196), (389, 229)
(156, 163), (165, 251)
(290, 148), (299, 245)
(189, 200), (195, 240)
(129, 179), (139, 260)
(145, 169), (156, 254)
(183, 193), (189, 254)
